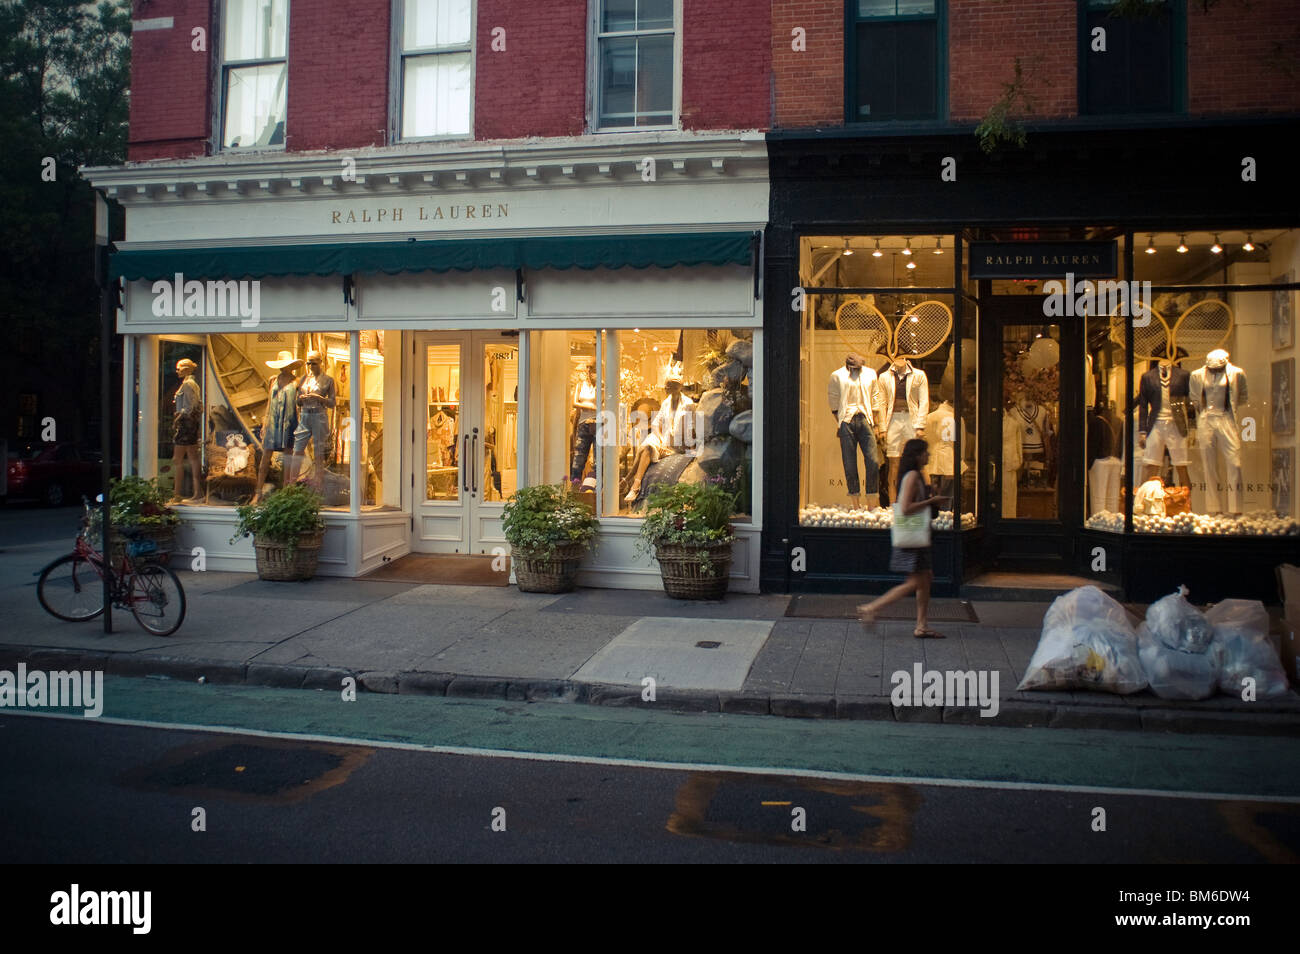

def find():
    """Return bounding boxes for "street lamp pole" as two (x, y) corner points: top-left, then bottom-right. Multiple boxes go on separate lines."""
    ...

(94, 191), (113, 633)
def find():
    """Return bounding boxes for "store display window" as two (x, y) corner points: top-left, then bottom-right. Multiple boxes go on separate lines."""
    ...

(796, 234), (972, 531)
(1085, 229), (1300, 536)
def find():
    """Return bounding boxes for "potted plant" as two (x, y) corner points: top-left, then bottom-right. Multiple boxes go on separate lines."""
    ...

(636, 481), (736, 600)
(107, 476), (181, 566)
(501, 482), (600, 593)
(232, 484), (326, 581)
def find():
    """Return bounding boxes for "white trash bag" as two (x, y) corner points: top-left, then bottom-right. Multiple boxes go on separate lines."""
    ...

(1145, 585), (1215, 654)
(1207, 599), (1291, 700)
(1137, 623), (1222, 700)
(1019, 586), (1147, 694)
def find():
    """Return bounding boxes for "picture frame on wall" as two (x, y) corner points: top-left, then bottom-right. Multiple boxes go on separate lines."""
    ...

(1273, 449), (1293, 518)
(1274, 272), (1295, 350)
(1273, 358), (1294, 436)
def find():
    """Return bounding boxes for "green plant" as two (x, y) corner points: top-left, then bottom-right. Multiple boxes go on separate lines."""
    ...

(975, 57), (1035, 155)
(635, 481), (736, 571)
(502, 483), (601, 557)
(109, 476), (180, 529)
(231, 484), (324, 552)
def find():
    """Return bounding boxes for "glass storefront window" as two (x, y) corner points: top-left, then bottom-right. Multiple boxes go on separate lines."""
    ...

(1085, 228), (1299, 536)
(1001, 323), (1060, 520)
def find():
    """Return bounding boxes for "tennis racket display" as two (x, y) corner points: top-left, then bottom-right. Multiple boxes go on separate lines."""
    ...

(834, 297), (892, 359)
(893, 299), (954, 360)
(1169, 298), (1233, 363)
(1109, 303), (1170, 362)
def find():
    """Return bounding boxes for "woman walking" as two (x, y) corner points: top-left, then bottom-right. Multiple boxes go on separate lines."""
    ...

(858, 438), (951, 638)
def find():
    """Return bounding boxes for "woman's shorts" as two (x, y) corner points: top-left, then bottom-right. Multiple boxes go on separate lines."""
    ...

(172, 411), (200, 446)
(889, 545), (932, 574)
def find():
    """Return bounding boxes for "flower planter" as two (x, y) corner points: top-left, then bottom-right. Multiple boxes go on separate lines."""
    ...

(653, 540), (733, 600)
(512, 542), (587, 593)
(253, 530), (324, 581)
(109, 526), (175, 567)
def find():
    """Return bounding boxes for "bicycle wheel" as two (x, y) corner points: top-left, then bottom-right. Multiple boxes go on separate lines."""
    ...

(37, 554), (106, 623)
(129, 564), (186, 636)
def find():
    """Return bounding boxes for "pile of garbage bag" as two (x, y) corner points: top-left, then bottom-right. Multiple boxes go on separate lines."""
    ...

(1018, 586), (1147, 694)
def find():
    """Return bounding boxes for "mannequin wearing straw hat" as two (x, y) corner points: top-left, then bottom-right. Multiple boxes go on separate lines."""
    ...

(254, 350), (303, 503)
(294, 350), (337, 493)
(169, 358), (204, 502)
(624, 364), (693, 504)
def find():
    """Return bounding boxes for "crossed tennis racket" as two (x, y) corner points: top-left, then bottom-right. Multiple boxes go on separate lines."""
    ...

(1107, 298), (1234, 363)
(833, 298), (955, 362)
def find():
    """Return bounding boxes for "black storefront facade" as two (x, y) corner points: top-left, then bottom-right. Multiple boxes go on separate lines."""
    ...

(762, 118), (1300, 603)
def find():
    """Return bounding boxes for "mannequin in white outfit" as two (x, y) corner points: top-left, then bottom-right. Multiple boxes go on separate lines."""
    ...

(1189, 348), (1247, 515)
(875, 356), (929, 502)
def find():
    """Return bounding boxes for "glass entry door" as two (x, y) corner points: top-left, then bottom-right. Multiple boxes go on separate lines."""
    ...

(412, 332), (519, 553)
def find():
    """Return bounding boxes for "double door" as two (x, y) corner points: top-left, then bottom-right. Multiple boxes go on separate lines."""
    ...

(412, 331), (519, 553)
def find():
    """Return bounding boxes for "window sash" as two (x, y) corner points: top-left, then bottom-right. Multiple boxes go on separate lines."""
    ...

(595, 13), (675, 129)
(401, 51), (472, 138)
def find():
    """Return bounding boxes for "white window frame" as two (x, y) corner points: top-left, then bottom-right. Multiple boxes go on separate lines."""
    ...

(390, 0), (476, 143)
(588, 0), (681, 133)
(215, 0), (290, 153)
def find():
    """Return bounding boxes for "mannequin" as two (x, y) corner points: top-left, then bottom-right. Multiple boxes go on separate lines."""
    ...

(1012, 389), (1053, 486)
(293, 349), (337, 493)
(570, 362), (598, 482)
(1002, 410), (1023, 518)
(828, 352), (880, 509)
(254, 351), (302, 502)
(1086, 391), (1121, 516)
(924, 388), (964, 503)
(625, 368), (693, 504)
(169, 357), (203, 502)
(1137, 351), (1192, 488)
(429, 407), (454, 466)
(875, 355), (929, 502)
(1189, 348), (1247, 515)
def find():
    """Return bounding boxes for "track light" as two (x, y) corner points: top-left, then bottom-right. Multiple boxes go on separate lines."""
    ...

(905, 259), (917, 269)
(1176, 235), (1188, 253)
(933, 237), (943, 255)
(1242, 234), (1255, 252)
(1144, 234), (1156, 255)
(872, 239), (883, 258)
(902, 238), (912, 256)
(1210, 234), (1222, 254)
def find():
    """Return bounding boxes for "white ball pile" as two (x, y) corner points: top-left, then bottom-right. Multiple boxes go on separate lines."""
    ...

(798, 506), (977, 530)
(1084, 509), (1299, 536)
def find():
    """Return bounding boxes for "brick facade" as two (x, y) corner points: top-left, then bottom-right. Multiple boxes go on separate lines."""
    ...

(127, 0), (213, 161)
(681, 0), (772, 130)
(1188, 0), (1300, 115)
(771, 0), (843, 127)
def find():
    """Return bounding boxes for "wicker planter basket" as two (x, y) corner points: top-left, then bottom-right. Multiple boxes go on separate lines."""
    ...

(653, 540), (734, 600)
(253, 530), (324, 581)
(109, 526), (175, 567)
(512, 542), (587, 593)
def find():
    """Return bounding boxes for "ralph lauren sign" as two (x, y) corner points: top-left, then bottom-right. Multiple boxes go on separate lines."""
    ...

(968, 241), (1118, 279)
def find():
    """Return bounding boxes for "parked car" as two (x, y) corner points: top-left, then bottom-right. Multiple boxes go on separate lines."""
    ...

(4, 442), (104, 507)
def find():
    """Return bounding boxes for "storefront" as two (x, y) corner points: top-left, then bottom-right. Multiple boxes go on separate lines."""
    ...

(763, 120), (1299, 601)
(87, 135), (768, 590)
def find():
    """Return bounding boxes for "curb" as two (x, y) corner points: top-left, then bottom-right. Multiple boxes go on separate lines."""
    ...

(1, 646), (1298, 738)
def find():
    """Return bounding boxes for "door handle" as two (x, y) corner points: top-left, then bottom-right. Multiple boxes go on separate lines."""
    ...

(463, 435), (470, 493)
(987, 456), (997, 493)
(471, 430), (478, 495)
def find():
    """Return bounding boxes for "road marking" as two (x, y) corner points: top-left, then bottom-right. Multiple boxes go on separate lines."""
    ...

(761, 800), (792, 805)
(9, 709), (1300, 804)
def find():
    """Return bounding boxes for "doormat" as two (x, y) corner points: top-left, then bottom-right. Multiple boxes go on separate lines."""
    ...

(786, 594), (979, 622)
(356, 553), (510, 587)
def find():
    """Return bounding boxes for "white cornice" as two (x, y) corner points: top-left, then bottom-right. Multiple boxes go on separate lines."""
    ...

(82, 130), (768, 203)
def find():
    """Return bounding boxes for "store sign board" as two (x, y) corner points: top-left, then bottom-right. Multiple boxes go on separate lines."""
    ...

(968, 241), (1118, 279)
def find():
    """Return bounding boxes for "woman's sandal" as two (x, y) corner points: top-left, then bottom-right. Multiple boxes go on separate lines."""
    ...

(856, 604), (878, 630)
(913, 628), (946, 639)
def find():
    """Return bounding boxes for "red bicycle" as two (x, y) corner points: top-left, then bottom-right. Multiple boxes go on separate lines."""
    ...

(36, 501), (186, 636)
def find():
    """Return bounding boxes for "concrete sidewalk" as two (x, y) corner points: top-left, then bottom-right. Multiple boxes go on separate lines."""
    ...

(3, 560), (1298, 737)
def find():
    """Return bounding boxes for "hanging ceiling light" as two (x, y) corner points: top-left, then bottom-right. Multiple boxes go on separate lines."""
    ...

(933, 236), (943, 255)
(905, 259), (917, 269)
(1210, 234), (1222, 254)
(842, 238), (853, 256)
(902, 238), (913, 256)
(1242, 233), (1255, 252)
(1176, 235), (1188, 253)
(872, 238), (883, 258)
(1144, 234), (1157, 255)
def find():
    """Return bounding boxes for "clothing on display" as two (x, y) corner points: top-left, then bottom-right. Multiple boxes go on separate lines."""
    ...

(429, 409), (454, 466)
(294, 362), (337, 462)
(924, 401), (965, 479)
(1137, 364), (1192, 468)
(1002, 411), (1023, 518)
(263, 376), (298, 452)
(875, 358), (929, 456)
(1088, 457), (1122, 516)
(172, 375), (202, 445)
(1189, 351), (1247, 514)
(570, 372), (598, 481)
(1085, 353), (1096, 409)
(829, 356), (881, 498)
(642, 393), (694, 462)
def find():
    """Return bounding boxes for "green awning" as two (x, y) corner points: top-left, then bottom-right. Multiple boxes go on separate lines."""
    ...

(110, 232), (756, 280)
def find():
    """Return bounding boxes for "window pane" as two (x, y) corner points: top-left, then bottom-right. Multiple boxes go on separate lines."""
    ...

(894, 21), (936, 117)
(600, 36), (637, 126)
(857, 0), (897, 17)
(855, 23), (897, 119)
(358, 332), (395, 510)
(1002, 324), (1060, 521)
(224, 0), (287, 61)
(403, 0), (471, 50)
(158, 341), (205, 500)
(402, 52), (471, 137)
(896, 0), (935, 12)
(223, 63), (286, 148)
(1083, 4), (1174, 114)
(635, 34), (673, 123)
(426, 344), (461, 502)
(637, 0), (673, 30)
(603, 0), (671, 32)
(481, 341), (519, 502)
(602, 0), (637, 32)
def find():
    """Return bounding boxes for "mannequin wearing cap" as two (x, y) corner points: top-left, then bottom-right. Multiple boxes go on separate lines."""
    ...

(828, 352), (880, 510)
(169, 357), (204, 502)
(569, 362), (598, 483)
(624, 366), (694, 505)
(874, 355), (929, 507)
(1189, 348), (1247, 515)
(293, 350), (337, 492)
(254, 351), (303, 503)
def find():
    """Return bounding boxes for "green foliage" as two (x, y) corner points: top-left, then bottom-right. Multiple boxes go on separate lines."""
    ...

(232, 484), (324, 550)
(975, 57), (1033, 155)
(502, 483), (600, 556)
(636, 481), (736, 561)
(109, 476), (179, 529)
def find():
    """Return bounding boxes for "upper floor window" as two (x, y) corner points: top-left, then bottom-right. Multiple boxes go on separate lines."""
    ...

(594, 0), (675, 129)
(846, 0), (941, 122)
(398, 0), (473, 138)
(221, 0), (288, 149)
(1079, 0), (1182, 115)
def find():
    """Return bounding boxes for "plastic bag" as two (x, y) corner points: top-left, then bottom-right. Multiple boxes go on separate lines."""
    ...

(1019, 586), (1147, 694)
(1145, 585), (1214, 653)
(1137, 623), (1222, 700)
(1207, 600), (1291, 699)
